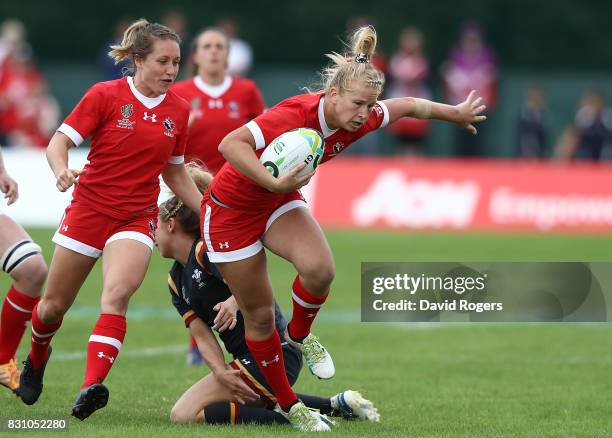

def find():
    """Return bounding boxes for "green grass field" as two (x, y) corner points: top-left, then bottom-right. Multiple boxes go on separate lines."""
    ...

(1, 229), (612, 437)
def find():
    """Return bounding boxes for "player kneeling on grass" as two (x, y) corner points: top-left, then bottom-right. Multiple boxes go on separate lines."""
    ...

(156, 165), (379, 430)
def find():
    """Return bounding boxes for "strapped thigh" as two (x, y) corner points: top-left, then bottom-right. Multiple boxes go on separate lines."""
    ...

(0, 239), (42, 274)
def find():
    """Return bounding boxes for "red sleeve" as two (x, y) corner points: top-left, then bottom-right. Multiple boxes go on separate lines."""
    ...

(169, 100), (190, 163)
(244, 97), (306, 150)
(184, 313), (199, 328)
(57, 83), (106, 146)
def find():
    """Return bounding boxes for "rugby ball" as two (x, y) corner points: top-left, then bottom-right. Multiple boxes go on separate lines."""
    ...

(259, 128), (324, 178)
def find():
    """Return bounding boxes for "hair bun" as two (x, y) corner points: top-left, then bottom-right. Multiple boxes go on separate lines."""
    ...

(354, 53), (369, 63)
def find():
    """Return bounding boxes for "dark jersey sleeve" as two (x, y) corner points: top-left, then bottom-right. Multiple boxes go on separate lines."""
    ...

(168, 272), (198, 328)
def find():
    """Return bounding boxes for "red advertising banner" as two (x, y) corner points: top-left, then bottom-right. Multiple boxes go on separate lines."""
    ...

(303, 157), (612, 232)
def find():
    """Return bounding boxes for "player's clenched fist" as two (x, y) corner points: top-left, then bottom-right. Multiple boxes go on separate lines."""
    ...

(0, 173), (18, 205)
(55, 168), (85, 192)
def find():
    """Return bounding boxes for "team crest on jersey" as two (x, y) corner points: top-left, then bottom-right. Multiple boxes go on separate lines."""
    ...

(192, 268), (206, 289)
(121, 104), (134, 118)
(163, 117), (175, 137)
(116, 103), (135, 129)
(228, 101), (240, 119)
(332, 142), (344, 154)
(374, 104), (383, 117)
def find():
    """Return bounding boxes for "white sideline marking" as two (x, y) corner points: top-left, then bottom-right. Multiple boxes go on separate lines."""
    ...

(54, 345), (185, 362)
(62, 306), (612, 327)
(50, 326), (611, 362)
(67, 305), (361, 323)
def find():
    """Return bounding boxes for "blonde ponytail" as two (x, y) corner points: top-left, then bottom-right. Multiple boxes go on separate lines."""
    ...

(312, 25), (384, 95)
(108, 18), (150, 64)
(351, 25), (377, 60)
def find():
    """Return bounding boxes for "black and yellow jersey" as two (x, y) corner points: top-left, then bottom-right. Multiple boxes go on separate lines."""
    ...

(168, 239), (288, 358)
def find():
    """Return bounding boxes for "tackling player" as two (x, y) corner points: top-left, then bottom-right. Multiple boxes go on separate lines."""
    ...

(172, 27), (265, 365)
(201, 25), (486, 431)
(16, 18), (202, 421)
(156, 164), (379, 430)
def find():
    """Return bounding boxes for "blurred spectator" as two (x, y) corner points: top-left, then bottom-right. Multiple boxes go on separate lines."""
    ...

(162, 10), (189, 42)
(0, 50), (59, 148)
(6, 79), (59, 148)
(0, 19), (31, 144)
(386, 26), (431, 155)
(161, 10), (190, 71)
(442, 21), (498, 156)
(98, 17), (132, 80)
(0, 19), (58, 148)
(0, 19), (31, 68)
(516, 86), (550, 158)
(216, 18), (253, 77)
(555, 89), (612, 161)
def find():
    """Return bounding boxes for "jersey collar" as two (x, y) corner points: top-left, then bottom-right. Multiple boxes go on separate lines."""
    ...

(318, 97), (339, 138)
(194, 75), (233, 99)
(126, 76), (166, 109)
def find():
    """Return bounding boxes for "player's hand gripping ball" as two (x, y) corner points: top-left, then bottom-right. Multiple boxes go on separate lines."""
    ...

(260, 128), (324, 178)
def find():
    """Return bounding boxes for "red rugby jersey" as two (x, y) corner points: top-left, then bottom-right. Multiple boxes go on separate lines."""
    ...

(210, 92), (389, 209)
(58, 76), (189, 219)
(172, 76), (264, 174)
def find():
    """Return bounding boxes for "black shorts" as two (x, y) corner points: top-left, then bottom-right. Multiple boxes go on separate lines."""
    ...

(229, 342), (302, 408)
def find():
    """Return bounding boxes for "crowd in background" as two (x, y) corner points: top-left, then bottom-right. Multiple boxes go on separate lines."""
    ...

(373, 18), (612, 161)
(0, 19), (59, 148)
(1, 14), (611, 162)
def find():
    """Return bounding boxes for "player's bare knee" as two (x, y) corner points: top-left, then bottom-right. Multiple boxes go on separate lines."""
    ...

(169, 405), (190, 423)
(101, 283), (136, 314)
(249, 318), (275, 335)
(301, 262), (335, 292)
(12, 257), (47, 294)
(317, 264), (336, 288)
(28, 259), (48, 290)
(243, 305), (275, 333)
(38, 297), (67, 322)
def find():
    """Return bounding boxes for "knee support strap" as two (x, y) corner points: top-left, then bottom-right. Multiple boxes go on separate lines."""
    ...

(0, 240), (42, 274)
